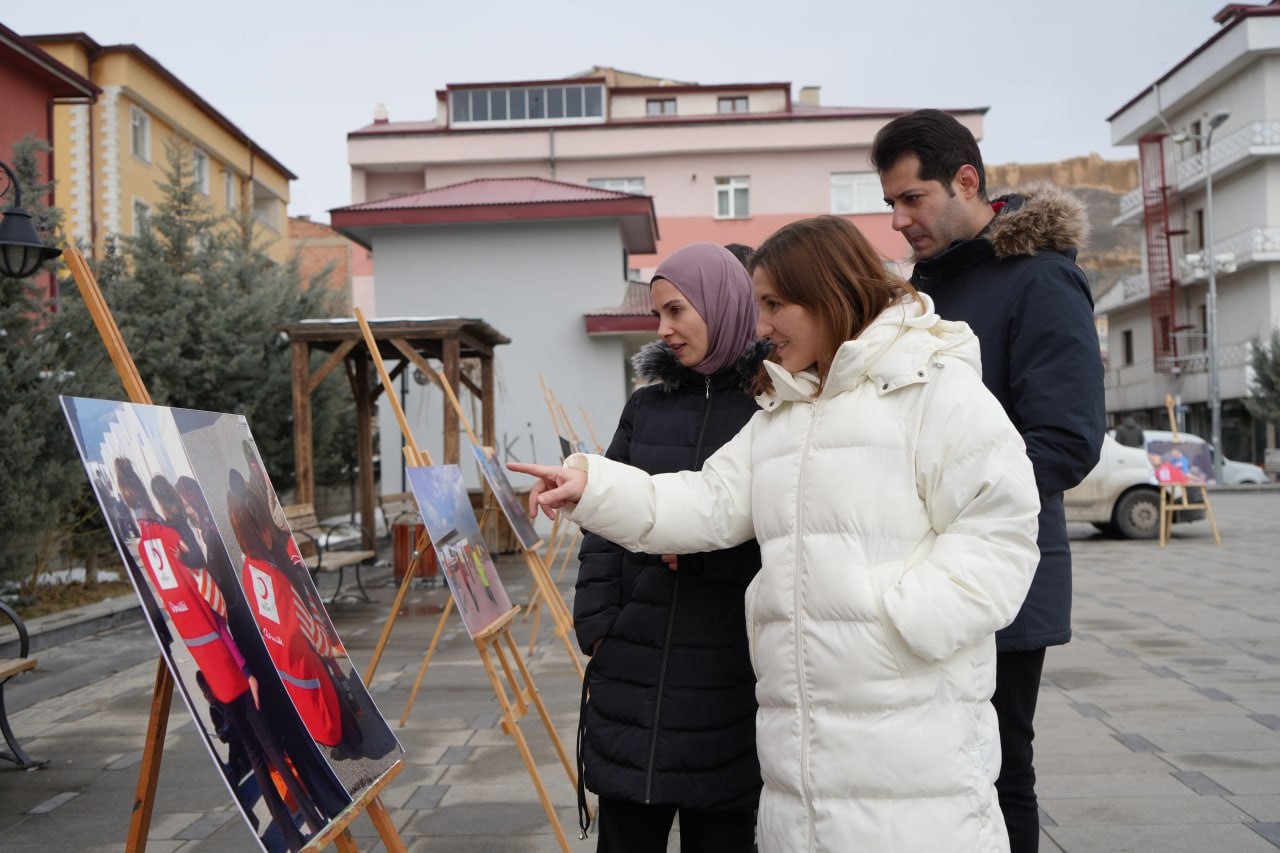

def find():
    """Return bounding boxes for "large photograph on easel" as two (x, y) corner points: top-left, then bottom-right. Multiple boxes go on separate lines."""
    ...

(61, 396), (402, 852)
(406, 465), (513, 637)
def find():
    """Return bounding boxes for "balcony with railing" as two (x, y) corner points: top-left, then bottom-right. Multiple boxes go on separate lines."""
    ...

(1114, 120), (1280, 226)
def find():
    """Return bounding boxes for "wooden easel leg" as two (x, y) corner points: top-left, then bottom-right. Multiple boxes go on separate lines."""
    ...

(476, 631), (572, 853)
(526, 592), (545, 657)
(126, 661), (173, 852)
(334, 830), (359, 853)
(363, 527), (431, 686)
(500, 628), (580, 796)
(523, 551), (584, 679)
(1202, 492), (1223, 546)
(554, 526), (580, 584)
(1159, 486), (1170, 548)
(366, 796), (406, 853)
(399, 595), (455, 727)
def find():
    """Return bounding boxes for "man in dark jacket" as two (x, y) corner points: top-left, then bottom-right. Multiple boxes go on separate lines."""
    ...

(873, 109), (1105, 853)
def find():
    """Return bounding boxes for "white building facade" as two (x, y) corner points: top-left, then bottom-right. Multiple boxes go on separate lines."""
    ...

(1105, 1), (1280, 464)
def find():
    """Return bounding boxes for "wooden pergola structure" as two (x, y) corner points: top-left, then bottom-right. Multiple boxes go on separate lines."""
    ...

(275, 317), (510, 548)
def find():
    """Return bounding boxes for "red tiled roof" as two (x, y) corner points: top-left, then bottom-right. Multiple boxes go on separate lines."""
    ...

(337, 177), (642, 211)
(584, 280), (659, 335)
(330, 177), (659, 253)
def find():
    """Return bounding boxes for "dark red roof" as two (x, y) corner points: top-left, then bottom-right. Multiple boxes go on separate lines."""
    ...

(0, 23), (98, 100)
(584, 280), (659, 335)
(330, 177), (658, 253)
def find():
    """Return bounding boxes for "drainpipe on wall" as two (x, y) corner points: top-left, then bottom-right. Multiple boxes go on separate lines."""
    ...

(547, 126), (556, 180)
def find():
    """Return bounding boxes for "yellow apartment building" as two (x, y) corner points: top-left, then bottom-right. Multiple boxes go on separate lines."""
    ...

(28, 32), (294, 263)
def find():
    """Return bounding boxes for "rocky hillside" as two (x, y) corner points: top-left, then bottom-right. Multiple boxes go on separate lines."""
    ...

(988, 154), (1142, 299)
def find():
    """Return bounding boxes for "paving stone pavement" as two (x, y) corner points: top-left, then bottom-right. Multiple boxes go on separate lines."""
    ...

(1, 490), (1278, 851)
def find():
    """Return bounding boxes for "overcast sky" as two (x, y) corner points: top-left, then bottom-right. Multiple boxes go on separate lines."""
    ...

(6, 0), (1229, 220)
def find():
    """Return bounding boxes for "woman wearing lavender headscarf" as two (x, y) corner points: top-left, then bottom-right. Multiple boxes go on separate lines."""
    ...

(573, 243), (766, 852)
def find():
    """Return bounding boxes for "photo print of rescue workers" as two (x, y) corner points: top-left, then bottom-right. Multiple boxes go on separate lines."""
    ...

(62, 397), (402, 853)
(406, 464), (514, 637)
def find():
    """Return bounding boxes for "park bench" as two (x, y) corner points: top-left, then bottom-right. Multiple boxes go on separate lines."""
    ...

(0, 601), (45, 769)
(283, 503), (378, 603)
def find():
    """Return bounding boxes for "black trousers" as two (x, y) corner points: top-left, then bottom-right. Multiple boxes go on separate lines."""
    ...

(993, 647), (1047, 853)
(595, 796), (755, 853)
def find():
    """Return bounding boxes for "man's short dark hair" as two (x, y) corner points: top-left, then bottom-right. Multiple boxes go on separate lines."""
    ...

(870, 109), (987, 199)
(723, 243), (754, 267)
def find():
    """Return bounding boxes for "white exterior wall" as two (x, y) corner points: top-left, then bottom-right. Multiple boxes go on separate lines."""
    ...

(366, 219), (630, 516)
(1106, 11), (1280, 461)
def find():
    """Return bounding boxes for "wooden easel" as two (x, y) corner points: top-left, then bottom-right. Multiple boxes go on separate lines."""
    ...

(355, 312), (582, 698)
(64, 248), (406, 852)
(533, 378), (583, 586)
(349, 311), (582, 851)
(1158, 395), (1222, 547)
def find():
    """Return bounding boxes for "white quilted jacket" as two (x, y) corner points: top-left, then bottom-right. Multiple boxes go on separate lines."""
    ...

(567, 294), (1040, 852)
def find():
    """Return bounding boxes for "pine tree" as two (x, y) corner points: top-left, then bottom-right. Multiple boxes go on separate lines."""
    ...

(0, 137), (115, 583)
(1246, 328), (1280, 423)
(54, 140), (353, 491)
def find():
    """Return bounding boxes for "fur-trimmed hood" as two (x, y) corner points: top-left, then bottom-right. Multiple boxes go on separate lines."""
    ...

(986, 181), (1089, 260)
(631, 338), (772, 393)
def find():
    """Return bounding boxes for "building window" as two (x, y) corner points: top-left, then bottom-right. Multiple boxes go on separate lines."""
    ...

(192, 148), (210, 196)
(646, 98), (677, 117)
(588, 177), (646, 195)
(717, 96), (749, 114)
(715, 176), (749, 219)
(451, 84), (605, 125)
(1122, 329), (1134, 366)
(133, 199), (152, 236)
(131, 107), (151, 162)
(225, 170), (238, 210)
(830, 172), (886, 214)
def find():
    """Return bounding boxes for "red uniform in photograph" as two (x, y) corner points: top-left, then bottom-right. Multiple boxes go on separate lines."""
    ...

(242, 552), (342, 747)
(137, 517), (248, 704)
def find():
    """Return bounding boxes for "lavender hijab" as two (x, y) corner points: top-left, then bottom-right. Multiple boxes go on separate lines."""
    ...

(651, 243), (759, 376)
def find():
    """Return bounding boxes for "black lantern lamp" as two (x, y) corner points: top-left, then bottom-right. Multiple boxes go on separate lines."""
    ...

(0, 159), (62, 279)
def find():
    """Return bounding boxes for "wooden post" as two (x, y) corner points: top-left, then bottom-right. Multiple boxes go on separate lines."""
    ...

(443, 338), (461, 464)
(354, 356), (377, 550)
(292, 340), (315, 505)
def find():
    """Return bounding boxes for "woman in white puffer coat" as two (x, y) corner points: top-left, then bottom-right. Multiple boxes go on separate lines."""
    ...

(512, 216), (1041, 852)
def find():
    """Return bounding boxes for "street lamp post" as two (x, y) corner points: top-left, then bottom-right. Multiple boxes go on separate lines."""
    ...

(1201, 109), (1230, 484)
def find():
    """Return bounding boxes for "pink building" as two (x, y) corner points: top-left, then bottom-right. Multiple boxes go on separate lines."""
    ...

(346, 67), (987, 279)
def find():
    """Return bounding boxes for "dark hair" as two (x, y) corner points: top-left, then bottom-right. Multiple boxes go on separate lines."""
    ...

(227, 483), (276, 561)
(870, 109), (987, 199)
(175, 476), (212, 525)
(723, 243), (754, 267)
(150, 475), (185, 522)
(748, 216), (917, 395)
(114, 457), (153, 513)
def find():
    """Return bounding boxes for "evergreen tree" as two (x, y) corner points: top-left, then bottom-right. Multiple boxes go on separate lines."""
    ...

(53, 141), (354, 491)
(0, 137), (117, 583)
(1246, 328), (1280, 423)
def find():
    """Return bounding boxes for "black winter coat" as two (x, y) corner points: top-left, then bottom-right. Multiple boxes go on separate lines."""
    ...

(574, 340), (764, 811)
(911, 183), (1105, 652)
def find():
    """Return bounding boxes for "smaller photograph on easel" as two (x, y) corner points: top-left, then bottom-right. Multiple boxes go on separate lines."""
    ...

(406, 465), (513, 637)
(470, 444), (542, 552)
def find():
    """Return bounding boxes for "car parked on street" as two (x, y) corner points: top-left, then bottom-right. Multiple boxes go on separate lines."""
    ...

(1065, 428), (1269, 539)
